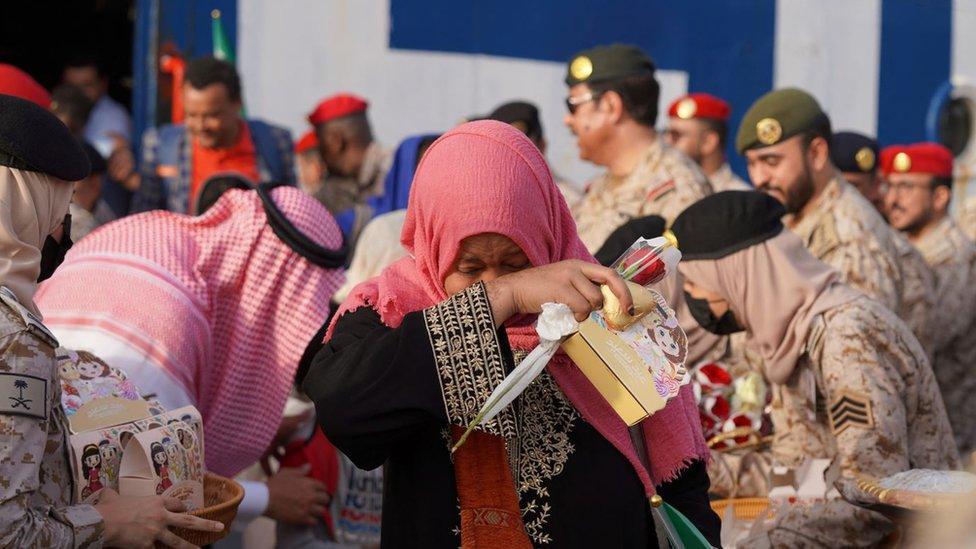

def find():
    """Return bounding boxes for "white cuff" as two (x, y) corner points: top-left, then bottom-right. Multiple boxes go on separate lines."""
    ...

(235, 480), (270, 527)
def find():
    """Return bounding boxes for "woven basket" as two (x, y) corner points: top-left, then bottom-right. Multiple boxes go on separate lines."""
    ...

(710, 497), (771, 521)
(171, 473), (244, 545)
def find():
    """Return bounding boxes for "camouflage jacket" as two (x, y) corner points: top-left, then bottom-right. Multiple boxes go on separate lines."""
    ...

(890, 230), (938, 355)
(956, 194), (976, 242)
(914, 217), (976, 455)
(0, 287), (103, 548)
(707, 163), (751, 192)
(790, 177), (911, 325)
(572, 139), (712, 253)
(745, 297), (958, 547)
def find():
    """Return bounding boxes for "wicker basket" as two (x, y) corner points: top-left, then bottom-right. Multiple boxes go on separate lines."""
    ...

(171, 473), (244, 545)
(710, 497), (771, 521)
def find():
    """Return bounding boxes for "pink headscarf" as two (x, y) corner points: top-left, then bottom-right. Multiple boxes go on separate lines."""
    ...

(334, 120), (708, 487)
(36, 187), (344, 476)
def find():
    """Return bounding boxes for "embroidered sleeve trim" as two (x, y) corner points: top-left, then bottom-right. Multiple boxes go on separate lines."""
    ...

(424, 282), (516, 438)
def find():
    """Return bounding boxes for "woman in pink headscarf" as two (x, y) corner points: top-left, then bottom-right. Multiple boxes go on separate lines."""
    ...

(35, 186), (344, 527)
(303, 121), (718, 548)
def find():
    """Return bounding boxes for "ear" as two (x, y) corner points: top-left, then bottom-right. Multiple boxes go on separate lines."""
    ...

(808, 136), (831, 171)
(932, 183), (952, 213)
(700, 128), (721, 156)
(601, 90), (626, 124)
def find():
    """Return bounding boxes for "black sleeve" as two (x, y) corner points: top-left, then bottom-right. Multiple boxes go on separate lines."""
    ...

(302, 282), (513, 470)
(656, 460), (723, 547)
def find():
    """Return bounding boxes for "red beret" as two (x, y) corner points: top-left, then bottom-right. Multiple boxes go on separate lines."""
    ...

(880, 142), (953, 178)
(295, 130), (318, 154)
(0, 64), (51, 108)
(668, 93), (730, 121)
(307, 93), (368, 125)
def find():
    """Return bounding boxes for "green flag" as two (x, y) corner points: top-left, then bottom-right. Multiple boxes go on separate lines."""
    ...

(211, 9), (235, 62)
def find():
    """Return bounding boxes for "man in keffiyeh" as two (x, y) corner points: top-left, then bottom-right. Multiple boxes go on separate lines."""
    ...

(36, 185), (346, 529)
(303, 120), (719, 548)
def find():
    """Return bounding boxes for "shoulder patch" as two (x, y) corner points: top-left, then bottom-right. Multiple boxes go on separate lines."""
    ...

(0, 287), (59, 348)
(828, 389), (874, 436)
(0, 372), (48, 420)
(646, 179), (676, 203)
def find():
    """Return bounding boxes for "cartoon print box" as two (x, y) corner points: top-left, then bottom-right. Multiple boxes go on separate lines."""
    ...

(118, 422), (205, 510)
(561, 288), (690, 425)
(69, 405), (204, 504)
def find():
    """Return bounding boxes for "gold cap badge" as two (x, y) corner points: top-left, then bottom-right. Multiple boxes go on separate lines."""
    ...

(855, 147), (876, 172)
(570, 56), (593, 81)
(893, 151), (912, 173)
(756, 118), (782, 146)
(675, 98), (697, 119)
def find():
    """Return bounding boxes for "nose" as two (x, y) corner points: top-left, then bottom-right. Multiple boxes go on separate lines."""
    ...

(477, 268), (506, 285)
(563, 113), (574, 128)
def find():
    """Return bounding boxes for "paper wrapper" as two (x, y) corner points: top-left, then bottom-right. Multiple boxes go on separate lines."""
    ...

(119, 422), (205, 510)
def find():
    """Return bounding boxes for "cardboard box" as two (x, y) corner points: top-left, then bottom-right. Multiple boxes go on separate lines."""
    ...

(561, 288), (688, 426)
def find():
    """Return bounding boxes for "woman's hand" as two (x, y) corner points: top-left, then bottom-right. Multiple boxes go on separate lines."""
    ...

(485, 260), (632, 325)
(94, 488), (224, 548)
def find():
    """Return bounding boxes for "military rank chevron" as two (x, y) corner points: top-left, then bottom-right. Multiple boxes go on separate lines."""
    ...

(828, 390), (874, 435)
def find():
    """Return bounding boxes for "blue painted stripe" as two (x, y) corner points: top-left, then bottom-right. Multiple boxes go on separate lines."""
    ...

(878, 0), (951, 146)
(389, 0), (775, 177)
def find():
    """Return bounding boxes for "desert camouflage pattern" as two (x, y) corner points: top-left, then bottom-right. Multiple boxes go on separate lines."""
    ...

(0, 289), (104, 548)
(707, 163), (751, 192)
(913, 216), (976, 455)
(742, 297), (958, 547)
(889, 230), (937, 354)
(573, 139), (712, 252)
(789, 177), (914, 325)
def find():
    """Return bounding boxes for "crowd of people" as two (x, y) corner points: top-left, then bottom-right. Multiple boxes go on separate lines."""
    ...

(0, 39), (973, 548)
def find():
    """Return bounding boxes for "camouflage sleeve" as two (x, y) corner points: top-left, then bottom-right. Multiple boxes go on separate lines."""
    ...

(820, 242), (901, 314)
(0, 330), (104, 548)
(896, 253), (936, 355)
(818, 308), (911, 480)
(928, 257), (976, 354)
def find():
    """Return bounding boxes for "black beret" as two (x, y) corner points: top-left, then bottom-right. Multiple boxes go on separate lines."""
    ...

(670, 191), (785, 260)
(565, 44), (655, 86)
(0, 93), (90, 181)
(488, 101), (543, 141)
(831, 131), (878, 173)
(81, 142), (107, 175)
(594, 215), (666, 267)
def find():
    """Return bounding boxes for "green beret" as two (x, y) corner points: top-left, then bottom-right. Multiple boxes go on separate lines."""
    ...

(565, 44), (655, 86)
(735, 88), (830, 154)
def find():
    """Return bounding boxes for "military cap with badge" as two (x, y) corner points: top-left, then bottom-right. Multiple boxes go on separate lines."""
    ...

(735, 88), (831, 154)
(564, 44), (656, 113)
(831, 131), (879, 174)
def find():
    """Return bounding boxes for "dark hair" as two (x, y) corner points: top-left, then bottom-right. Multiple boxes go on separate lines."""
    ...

(589, 73), (661, 128)
(800, 113), (833, 150)
(64, 52), (105, 78)
(415, 135), (440, 165)
(184, 56), (241, 102)
(81, 444), (101, 477)
(932, 176), (953, 190)
(151, 442), (167, 476)
(698, 117), (729, 148)
(51, 84), (94, 128)
(194, 173), (253, 215)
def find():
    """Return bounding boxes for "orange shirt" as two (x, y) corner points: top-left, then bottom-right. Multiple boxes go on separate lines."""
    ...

(189, 121), (261, 212)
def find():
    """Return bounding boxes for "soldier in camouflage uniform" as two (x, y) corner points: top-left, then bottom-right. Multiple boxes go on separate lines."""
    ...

(831, 131), (938, 354)
(563, 44), (712, 253)
(882, 142), (976, 455)
(665, 92), (752, 193)
(736, 89), (930, 342)
(671, 192), (959, 546)
(0, 94), (221, 548)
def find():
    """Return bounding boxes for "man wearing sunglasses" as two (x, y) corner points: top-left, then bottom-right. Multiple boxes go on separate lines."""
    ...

(564, 44), (712, 253)
(882, 142), (976, 456)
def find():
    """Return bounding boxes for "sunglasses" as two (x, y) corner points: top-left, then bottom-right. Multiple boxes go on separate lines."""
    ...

(565, 91), (602, 115)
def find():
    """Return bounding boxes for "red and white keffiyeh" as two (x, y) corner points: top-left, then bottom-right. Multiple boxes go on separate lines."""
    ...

(37, 187), (344, 476)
